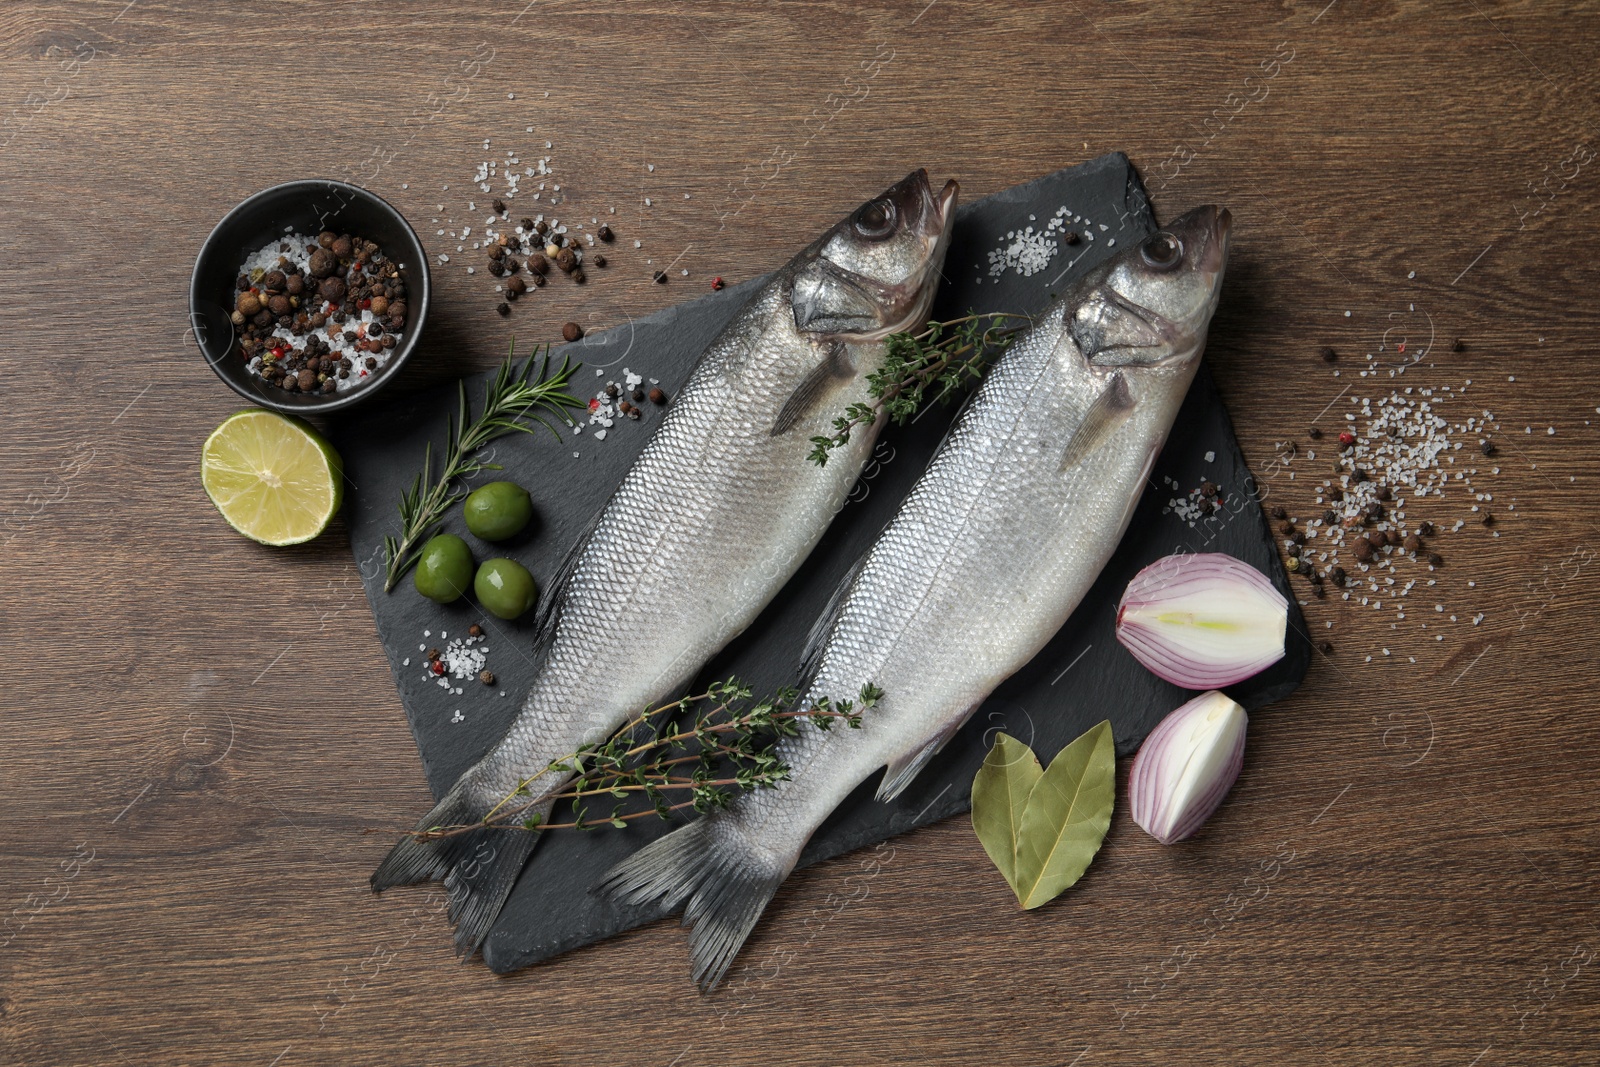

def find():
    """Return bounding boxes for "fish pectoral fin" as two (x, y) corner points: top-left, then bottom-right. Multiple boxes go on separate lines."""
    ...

(877, 708), (977, 802)
(770, 341), (854, 436)
(1058, 372), (1134, 472)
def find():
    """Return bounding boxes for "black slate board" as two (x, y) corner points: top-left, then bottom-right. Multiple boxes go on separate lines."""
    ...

(336, 153), (1310, 974)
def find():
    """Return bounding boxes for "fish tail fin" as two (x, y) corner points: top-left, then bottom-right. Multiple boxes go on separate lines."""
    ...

(598, 817), (787, 992)
(371, 772), (555, 958)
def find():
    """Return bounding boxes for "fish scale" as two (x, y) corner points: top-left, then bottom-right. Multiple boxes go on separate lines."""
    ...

(601, 204), (1231, 991)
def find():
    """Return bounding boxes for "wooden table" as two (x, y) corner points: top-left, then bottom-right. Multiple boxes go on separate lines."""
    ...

(4, 1), (1598, 1063)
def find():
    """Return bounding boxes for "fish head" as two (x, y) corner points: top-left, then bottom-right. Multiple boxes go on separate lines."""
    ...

(790, 169), (959, 340)
(1067, 205), (1231, 369)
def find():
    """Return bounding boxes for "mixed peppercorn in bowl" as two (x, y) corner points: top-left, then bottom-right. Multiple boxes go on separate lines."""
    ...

(189, 179), (431, 414)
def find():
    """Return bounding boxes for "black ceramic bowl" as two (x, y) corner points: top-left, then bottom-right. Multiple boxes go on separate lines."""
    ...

(190, 179), (430, 414)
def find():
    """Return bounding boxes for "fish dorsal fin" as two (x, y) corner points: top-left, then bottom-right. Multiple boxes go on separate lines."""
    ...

(526, 502), (609, 675)
(877, 705), (979, 801)
(796, 547), (871, 685)
(1058, 372), (1133, 472)
(770, 341), (853, 436)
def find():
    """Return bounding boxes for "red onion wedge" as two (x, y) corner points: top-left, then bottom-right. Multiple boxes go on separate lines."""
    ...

(1115, 552), (1288, 689)
(1129, 690), (1247, 845)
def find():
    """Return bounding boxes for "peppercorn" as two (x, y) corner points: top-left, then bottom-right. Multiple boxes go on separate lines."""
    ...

(618, 400), (634, 416)
(496, 302), (511, 317)
(1291, 530), (1306, 545)
(573, 269), (587, 284)
(319, 276), (347, 303)
(1387, 530), (1404, 546)
(237, 274), (251, 291)
(1366, 502), (1385, 520)
(597, 224), (613, 242)
(1376, 485), (1392, 501)
(530, 272), (546, 288)
(1419, 521), (1434, 536)
(520, 217), (535, 231)
(297, 369), (316, 391)
(507, 276), (527, 295)
(252, 309), (274, 328)
(1319, 640), (1333, 654)
(371, 296), (390, 316)
(562, 322), (582, 342)
(1367, 532), (1386, 551)
(321, 378), (337, 394)
(1427, 551), (1444, 567)
(263, 269), (286, 291)
(1286, 555), (1300, 572)
(343, 330), (358, 343)
(488, 245), (505, 261)
(1271, 505), (1287, 520)
(556, 248), (577, 273)
(604, 383), (619, 398)
(653, 270), (668, 284)
(535, 221), (549, 235)
(626, 405), (641, 420)
(1403, 534), (1421, 552)
(285, 273), (306, 296)
(1200, 480), (1218, 497)
(1063, 231), (1081, 245)
(526, 254), (548, 275)
(1330, 566), (1347, 586)
(591, 255), (606, 268)
(1480, 440), (1496, 456)
(1353, 468), (1368, 483)
(267, 294), (292, 316)
(231, 310), (246, 326)
(648, 387), (666, 404)
(331, 236), (354, 259)
(1308, 426), (1322, 440)
(1312, 583), (1326, 598)
(492, 198), (506, 214)
(479, 669), (496, 685)
(430, 660), (445, 676)
(712, 277), (725, 291)
(1277, 520), (1294, 535)
(1320, 346), (1337, 363)
(364, 356), (377, 370)
(1482, 512), (1495, 527)
(503, 257), (520, 275)
(488, 260), (507, 277)
(632, 388), (645, 403)
(236, 292), (262, 316)
(504, 287), (519, 302)
(1451, 338), (1465, 352)
(1353, 539), (1373, 561)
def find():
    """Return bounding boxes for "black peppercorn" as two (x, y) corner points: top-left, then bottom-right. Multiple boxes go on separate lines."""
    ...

(1320, 346), (1337, 363)
(597, 224), (613, 242)
(496, 302), (510, 317)
(562, 322), (582, 342)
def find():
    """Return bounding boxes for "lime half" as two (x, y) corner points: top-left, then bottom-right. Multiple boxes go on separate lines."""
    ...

(201, 409), (343, 545)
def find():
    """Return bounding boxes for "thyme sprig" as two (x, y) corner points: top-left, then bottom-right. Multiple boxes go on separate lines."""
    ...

(408, 678), (883, 839)
(808, 311), (1030, 466)
(382, 342), (585, 591)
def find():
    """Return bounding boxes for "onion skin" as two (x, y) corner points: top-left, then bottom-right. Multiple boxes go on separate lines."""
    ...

(1115, 552), (1288, 689)
(1129, 690), (1247, 845)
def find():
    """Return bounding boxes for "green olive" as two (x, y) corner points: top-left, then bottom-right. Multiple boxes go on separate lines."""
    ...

(463, 480), (534, 541)
(414, 534), (474, 603)
(475, 558), (538, 620)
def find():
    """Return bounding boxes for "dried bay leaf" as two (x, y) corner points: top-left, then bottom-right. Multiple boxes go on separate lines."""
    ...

(1010, 720), (1115, 910)
(971, 732), (1044, 888)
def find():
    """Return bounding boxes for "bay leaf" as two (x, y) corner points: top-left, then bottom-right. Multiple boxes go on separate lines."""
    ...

(1011, 720), (1115, 910)
(971, 732), (1044, 890)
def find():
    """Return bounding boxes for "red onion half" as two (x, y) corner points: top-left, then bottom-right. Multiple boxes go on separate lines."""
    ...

(1129, 690), (1248, 845)
(1116, 552), (1288, 689)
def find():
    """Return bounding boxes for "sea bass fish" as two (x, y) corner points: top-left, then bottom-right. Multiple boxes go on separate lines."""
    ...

(602, 205), (1232, 990)
(373, 170), (959, 953)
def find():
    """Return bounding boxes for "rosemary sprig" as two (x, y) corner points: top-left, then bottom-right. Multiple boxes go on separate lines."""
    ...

(407, 677), (883, 839)
(808, 311), (1030, 466)
(382, 342), (585, 592)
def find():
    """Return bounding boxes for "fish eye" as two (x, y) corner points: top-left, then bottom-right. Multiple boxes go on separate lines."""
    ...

(852, 198), (897, 241)
(1141, 232), (1183, 271)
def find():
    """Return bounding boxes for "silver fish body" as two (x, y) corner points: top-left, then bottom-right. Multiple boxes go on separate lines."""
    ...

(372, 171), (958, 953)
(603, 206), (1232, 990)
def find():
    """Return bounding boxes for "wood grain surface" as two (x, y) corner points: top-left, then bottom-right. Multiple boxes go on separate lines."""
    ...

(3, 1), (1598, 1064)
